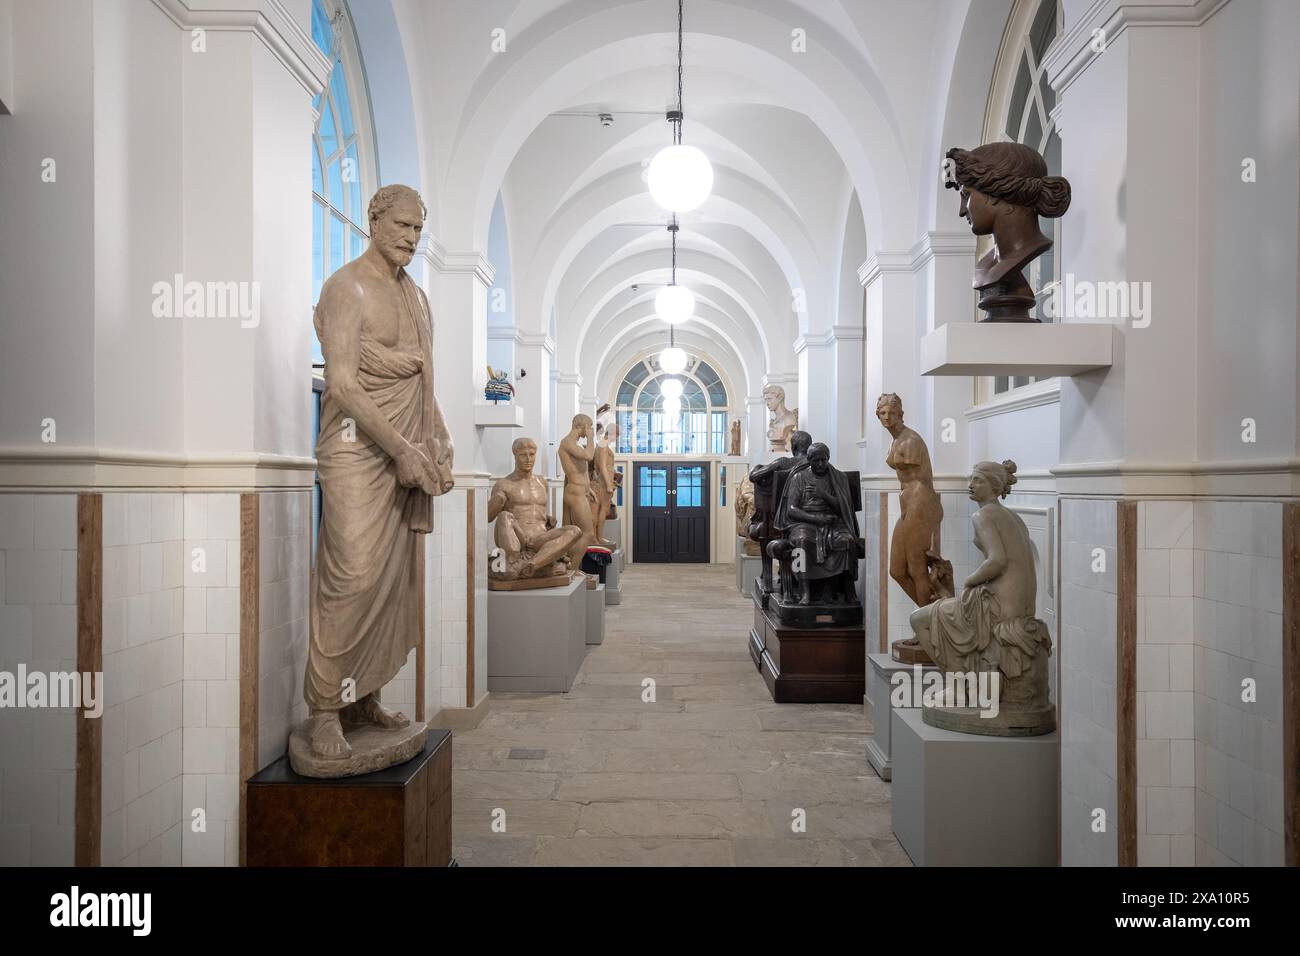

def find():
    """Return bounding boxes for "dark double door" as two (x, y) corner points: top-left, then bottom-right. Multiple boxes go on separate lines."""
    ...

(632, 461), (710, 563)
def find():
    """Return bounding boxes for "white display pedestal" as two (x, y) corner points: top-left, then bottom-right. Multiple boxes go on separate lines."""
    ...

(735, 536), (761, 597)
(891, 708), (1058, 866)
(586, 582), (605, 645)
(865, 653), (938, 780)
(487, 577), (587, 692)
(603, 518), (621, 552)
(919, 322), (1115, 378)
(604, 548), (622, 605)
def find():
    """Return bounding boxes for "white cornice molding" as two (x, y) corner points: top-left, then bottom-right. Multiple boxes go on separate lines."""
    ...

(150, 0), (331, 96)
(487, 326), (521, 343)
(910, 231), (976, 270)
(858, 250), (913, 288)
(965, 378), (1062, 421)
(745, 395), (767, 406)
(580, 394), (600, 406)
(794, 324), (866, 354)
(517, 332), (556, 355)
(1053, 456), (1300, 496)
(555, 371), (582, 387)
(439, 251), (496, 287)
(0, 446), (316, 491)
(1044, 0), (1231, 97)
(417, 237), (447, 273)
(762, 372), (799, 388)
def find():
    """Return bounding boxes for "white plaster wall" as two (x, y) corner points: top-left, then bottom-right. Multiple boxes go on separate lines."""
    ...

(0, 0), (95, 449)
(0, 493), (78, 866)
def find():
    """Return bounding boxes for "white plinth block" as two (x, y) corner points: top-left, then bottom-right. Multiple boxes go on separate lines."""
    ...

(920, 322), (1116, 378)
(488, 577), (587, 692)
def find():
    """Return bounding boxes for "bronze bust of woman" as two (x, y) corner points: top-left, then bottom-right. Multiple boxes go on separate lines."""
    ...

(944, 142), (1071, 322)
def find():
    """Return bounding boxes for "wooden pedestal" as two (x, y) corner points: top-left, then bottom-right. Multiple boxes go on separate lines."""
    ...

(246, 729), (453, 867)
(749, 596), (865, 703)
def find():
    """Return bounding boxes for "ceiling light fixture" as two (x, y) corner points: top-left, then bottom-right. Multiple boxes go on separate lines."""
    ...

(647, 0), (713, 213)
(654, 218), (694, 325)
(658, 324), (688, 375)
(660, 377), (684, 400)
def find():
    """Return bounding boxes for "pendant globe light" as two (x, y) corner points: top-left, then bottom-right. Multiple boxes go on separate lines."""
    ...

(658, 322), (688, 374)
(654, 218), (694, 324)
(647, 0), (713, 213)
(659, 376), (684, 400)
(662, 395), (682, 420)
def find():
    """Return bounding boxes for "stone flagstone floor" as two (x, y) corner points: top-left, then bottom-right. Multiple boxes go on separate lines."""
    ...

(451, 563), (908, 866)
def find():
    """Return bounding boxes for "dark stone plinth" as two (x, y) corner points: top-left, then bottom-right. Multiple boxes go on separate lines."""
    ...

(766, 595), (863, 629)
(749, 593), (865, 704)
(246, 729), (452, 867)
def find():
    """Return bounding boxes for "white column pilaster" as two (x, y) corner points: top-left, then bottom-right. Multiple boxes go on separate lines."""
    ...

(859, 250), (921, 480)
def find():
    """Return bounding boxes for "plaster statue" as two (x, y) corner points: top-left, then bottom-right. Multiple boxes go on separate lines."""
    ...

(770, 442), (862, 609)
(909, 459), (1055, 736)
(734, 474), (759, 557)
(558, 413), (598, 565)
(747, 429), (811, 600)
(944, 142), (1071, 322)
(763, 384), (799, 453)
(589, 420), (620, 545)
(298, 184), (454, 776)
(487, 437), (581, 589)
(729, 419), (742, 456)
(877, 394), (953, 664)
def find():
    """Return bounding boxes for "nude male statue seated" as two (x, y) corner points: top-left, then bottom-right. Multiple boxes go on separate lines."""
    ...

(488, 437), (582, 587)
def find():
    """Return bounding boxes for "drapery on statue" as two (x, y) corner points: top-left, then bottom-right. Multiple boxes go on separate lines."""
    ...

(909, 459), (1055, 736)
(488, 437), (581, 589)
(729, 419), (742, 456)
(299, 184), (454, 776)
(746, 429), (811, 601)
(943, 142), (1071, 322)
(877, 393), (952, 664)
(763, 384), (799, 453)
(769, 442), (863, 611)
(558, 414), (598, 566)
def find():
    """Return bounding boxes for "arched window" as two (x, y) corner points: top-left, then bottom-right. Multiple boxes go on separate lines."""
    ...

(612, 355), (731, 455)
(310, 0), (375, 368)
(982, 0), (1063, 396)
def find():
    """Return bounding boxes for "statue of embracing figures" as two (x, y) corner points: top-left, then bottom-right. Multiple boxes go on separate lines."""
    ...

(909, 459), (1055, 736)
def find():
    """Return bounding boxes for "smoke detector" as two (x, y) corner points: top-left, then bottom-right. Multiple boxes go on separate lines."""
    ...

(599, 113), (614, 127)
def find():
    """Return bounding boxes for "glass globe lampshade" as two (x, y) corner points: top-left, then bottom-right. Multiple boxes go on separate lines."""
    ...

(662, 395), (682, 420)
(654, 283), (694, 325)
(647, 144), (713, 213)
(658, 345), (688, 374)
(659, 377), (684, 400)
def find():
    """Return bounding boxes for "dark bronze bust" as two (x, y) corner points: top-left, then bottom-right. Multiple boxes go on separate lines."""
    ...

(944, 142), (1071, 322)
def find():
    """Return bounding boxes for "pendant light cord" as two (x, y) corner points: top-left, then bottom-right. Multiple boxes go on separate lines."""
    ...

(675, 0), (684, 145)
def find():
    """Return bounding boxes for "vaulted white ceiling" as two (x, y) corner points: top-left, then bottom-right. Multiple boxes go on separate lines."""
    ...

(392, 0), (993, 402)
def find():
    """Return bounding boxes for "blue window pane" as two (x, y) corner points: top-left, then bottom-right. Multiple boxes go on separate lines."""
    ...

(345, 144), (361, 222)
(708, 383), (727, 405)
(312, 143), (323, 195)
(677, 466), (702, 507)
(327, 157), (344, 210)
(330, 214), (345, 275)
(331, 67), (354, 139)
(319, 98), (338, 158)
(311, 0), (332, 58)
(638, 467), (666, 508)
(349, 227), (366, 262)
(312, 200), (324, 301)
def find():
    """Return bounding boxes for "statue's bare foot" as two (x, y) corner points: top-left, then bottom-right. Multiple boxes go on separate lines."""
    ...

(310, 712), (351, 759)
(356, 693), (410, 729)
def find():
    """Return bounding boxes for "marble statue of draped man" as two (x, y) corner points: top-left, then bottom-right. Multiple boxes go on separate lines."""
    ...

(305, 184), (455, 761)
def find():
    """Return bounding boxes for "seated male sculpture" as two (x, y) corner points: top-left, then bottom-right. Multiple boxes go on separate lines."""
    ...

(771, 442), (862, 607)
(747, 429), (812, 598)
(488, 437), (582, 587)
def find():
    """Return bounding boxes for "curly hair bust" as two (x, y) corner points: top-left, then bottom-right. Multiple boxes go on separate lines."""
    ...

(973, 459), (1019, 499)
(944, 143), (1071, 218)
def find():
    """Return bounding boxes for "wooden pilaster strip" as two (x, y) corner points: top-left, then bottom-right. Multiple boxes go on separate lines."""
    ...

(1116, 499), (1139, 867)
(238, 493), (260, 867)
(75, 493), (102, 867)
(416, 539), (426, 723)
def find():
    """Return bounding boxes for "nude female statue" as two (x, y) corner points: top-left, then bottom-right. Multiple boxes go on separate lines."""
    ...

(877, 393), (946, 607)
(909, 459), (1054, 735)
(944, 142), (1071, 322)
